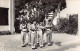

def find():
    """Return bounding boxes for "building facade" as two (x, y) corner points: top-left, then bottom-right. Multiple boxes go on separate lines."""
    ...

(0, 0), (14, 34)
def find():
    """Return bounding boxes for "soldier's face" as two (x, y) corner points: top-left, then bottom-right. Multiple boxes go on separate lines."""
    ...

(40, 22), (42, 25)
(26, 6), (28, 9)
(33, 21), (36, 24)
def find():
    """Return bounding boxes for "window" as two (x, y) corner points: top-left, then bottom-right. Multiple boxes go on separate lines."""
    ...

(0, 8), (8, 25)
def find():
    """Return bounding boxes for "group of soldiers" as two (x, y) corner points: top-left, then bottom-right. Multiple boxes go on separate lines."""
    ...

(19, 3), (53, 49)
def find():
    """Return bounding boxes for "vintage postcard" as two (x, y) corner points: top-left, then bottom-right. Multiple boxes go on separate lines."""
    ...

(0, 0), (80, 51)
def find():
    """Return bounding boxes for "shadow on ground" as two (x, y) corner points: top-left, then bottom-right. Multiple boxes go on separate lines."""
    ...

(47, 43), (79, 51)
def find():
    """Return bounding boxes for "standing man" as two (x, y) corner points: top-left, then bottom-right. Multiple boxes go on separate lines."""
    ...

(20, 20), (28, 47)
(27, 22), (32, 45)
(44, 16), (53, 46)
(36, 22), (44, 48)
(30, 21), (36, 49)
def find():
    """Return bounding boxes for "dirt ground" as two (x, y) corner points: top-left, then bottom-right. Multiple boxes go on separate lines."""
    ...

(0, 33), (80, 51)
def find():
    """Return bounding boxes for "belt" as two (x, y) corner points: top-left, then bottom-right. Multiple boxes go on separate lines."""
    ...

(46, 27), (51, 29)
(46, 29), (50, 30)
(31, 30), (36, 31)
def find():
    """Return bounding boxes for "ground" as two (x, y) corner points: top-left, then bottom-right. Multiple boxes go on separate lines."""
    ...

(0, 33), (80, 51)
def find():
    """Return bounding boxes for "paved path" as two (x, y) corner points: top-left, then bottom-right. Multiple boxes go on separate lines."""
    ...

(0, 33), (80, 51)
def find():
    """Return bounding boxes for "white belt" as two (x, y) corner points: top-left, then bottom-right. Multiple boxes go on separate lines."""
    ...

(22, 29), (27, 31)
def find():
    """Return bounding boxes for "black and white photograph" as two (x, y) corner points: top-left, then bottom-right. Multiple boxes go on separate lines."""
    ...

(0, 0), (80, 51)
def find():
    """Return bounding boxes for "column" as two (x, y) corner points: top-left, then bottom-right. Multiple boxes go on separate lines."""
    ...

(10, 0), (15, 34)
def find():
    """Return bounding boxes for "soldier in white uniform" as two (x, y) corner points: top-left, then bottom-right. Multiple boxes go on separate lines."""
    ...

(20, 21), (28, 47)
(27, 22), (32, 45)
(44, 17), (53, 46)
(36, 22), (44, 48)
(30, 21), (36, 49)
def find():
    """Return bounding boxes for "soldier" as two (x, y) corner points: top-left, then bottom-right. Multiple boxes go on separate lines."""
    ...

(44, 17), (53, 46)
(36, 22), (44, 48)
(30, 21), (36, 49)
(27, 22), (32, 45)
(20, 20), (28, 47)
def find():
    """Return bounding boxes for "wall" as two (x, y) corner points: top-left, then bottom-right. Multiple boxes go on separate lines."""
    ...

(0, 0), (10, 8)
(0, 0), (14, 33)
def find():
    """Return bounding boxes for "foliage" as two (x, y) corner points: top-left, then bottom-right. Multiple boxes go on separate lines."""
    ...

(53, 14), (78, 34)
(15, 0), (66, 18)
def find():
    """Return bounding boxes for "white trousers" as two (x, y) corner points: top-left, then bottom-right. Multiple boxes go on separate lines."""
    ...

(31, 31), (36, 46)
(44, 30), (52, 43)
(21, 31), (28, 44)
(37, 30), (43, 45)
